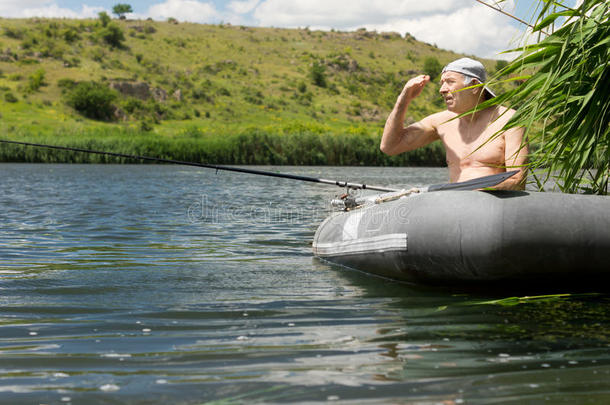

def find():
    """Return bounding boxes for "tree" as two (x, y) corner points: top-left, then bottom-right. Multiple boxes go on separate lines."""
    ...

(494, 59), (509, 73)
(423, 56), (442, 81)
(310, 60), (327, 88)
(98, 11), (111, 27)
(112, 3), (133, 20)
(486, 0), (609, 194)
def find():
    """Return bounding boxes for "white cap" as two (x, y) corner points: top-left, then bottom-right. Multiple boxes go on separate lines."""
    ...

(442, 58), (496, 99)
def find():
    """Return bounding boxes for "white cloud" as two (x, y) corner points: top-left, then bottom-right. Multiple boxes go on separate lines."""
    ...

(1, 0), (54, 9)
(252, 0), (468, 28)
(147, 0), (218, 23)
(366, 4), (523, 58)
(250, 0), (522, 58)
(0, 0), (528, 58)
(0, 1), (103, 18)
(228, 0), (261, 15)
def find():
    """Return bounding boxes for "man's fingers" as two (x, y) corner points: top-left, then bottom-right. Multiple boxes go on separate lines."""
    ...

(417, 75), (430, 86)
(401, 75), (431, 101)
(412, 75), (430, 88)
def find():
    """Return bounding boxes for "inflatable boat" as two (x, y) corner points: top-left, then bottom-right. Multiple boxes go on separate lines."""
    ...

(313, 189), (610, 288)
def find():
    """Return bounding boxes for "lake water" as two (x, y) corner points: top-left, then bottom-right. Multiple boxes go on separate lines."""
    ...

(0, 164), (609, 404)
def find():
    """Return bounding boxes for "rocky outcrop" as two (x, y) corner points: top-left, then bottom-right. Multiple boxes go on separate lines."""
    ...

(109, 81), (167, 102)
(150, 87), (167, 102)
(0, 48), (17, 62)
(326, 54), (360, 73)
(381, 32), (402, 40)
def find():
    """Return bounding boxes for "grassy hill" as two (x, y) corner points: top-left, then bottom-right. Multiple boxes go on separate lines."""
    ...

(0, 16), (506, 165)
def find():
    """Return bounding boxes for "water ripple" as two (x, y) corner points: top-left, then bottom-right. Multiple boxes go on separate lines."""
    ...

(0, 165), (609, 404)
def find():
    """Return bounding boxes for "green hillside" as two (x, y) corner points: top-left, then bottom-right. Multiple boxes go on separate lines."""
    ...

(0, 16), (506, 165)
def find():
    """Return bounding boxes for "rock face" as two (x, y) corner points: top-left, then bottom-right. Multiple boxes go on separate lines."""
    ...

(110, 82), (150, 99)
(327, 54), (360, 73)
(0, 48), (16, 62)
(110, 81), (167, 102)
(150, 87), (168, 102)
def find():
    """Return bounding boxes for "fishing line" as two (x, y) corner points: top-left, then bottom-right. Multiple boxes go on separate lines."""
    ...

(474, 0), (549, 35)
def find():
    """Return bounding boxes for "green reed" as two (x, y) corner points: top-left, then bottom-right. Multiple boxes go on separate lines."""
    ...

(0, 125), (446, 167)
(488, 0), (609, 194)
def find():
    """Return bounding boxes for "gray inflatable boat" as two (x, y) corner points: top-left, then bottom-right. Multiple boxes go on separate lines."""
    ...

(313, 190), (610, 288)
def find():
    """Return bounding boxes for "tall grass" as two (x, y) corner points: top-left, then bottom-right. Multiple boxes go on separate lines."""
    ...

(0, 126), (445, 167)
(488, 0), (609, 194)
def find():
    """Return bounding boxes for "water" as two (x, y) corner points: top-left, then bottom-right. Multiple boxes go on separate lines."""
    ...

(0, 164), (609, 404)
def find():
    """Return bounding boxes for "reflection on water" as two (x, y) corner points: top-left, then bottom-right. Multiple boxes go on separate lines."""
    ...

(0, 164), (608, 404)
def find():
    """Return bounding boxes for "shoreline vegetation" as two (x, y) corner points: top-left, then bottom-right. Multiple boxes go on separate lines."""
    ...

(0, 16), (508, 166)
(0, 125), (446, 166)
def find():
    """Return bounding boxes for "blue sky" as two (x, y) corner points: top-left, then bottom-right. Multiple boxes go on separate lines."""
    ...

(0, 1), (552, 58)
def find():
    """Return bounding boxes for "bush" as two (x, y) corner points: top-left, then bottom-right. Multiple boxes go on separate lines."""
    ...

(217, 87), (231, 96)
(65, 81), (117, 120)
(27, 69), (46, 92)
(140, 120), (153, 132)
(57, 78), (77, 91)
(63, 57), (80, 67)
(423, 56), (443, 80)
(310, 60), (327, 88)
(3, 27), (24, 39)
(495, 59), (509, 74)
(4, 92), (18, 103)
(62, 27), (80, 43)
(99, 23), (125, 48)
(20, 34), (38, 50)
(98, 12), (111, 27)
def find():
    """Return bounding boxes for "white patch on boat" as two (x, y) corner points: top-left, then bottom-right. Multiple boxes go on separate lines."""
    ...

(315, 233), (408, 256)
(342, 209), (365, 241)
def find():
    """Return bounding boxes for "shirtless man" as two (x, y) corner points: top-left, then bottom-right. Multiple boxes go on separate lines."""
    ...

(380, 58), (528, 190)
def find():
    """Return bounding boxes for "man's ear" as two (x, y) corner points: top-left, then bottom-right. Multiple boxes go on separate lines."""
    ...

(470, 79), (483, 95)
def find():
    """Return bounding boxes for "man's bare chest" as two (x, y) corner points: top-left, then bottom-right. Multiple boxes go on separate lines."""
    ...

(437, 121), (506, 165)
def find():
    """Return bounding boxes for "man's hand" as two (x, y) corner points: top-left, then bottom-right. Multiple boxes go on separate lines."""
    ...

(381, 74), (439, 156)
(399, 75), (430, 103)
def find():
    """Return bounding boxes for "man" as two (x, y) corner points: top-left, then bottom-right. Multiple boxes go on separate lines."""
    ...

(380, 57), (527, 190)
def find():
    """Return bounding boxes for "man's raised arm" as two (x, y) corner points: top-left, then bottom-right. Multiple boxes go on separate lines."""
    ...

(380, 75), (439, 156)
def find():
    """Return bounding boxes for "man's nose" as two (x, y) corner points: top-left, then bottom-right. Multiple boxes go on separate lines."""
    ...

(439, 83), (448, 93)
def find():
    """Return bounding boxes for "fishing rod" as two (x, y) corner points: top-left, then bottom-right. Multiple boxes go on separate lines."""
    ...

(474, 0), (550, 36)
(0, 139), (399, 192)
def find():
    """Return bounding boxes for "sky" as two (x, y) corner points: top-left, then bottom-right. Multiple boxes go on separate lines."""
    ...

(0, 1), (552, 59)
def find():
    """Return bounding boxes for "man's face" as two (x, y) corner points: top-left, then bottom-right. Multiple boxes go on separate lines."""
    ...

(439, 71), (474, 113)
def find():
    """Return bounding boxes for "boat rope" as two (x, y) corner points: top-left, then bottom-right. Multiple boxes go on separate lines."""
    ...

(0, 139), (399, 192)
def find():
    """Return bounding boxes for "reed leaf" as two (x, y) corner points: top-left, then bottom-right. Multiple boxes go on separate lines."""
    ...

(490, 0), (609, 194)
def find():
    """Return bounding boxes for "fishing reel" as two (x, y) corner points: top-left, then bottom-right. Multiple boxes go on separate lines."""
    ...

(331, 186), (362, 211)
(331, 186), (423, 211)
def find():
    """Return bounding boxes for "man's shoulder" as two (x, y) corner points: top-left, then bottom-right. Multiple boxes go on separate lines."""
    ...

(497, 105), (516, 117)
(422, 110), (456, 125)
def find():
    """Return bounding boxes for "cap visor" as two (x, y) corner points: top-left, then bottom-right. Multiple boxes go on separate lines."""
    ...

(483, 86), (496, 100)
